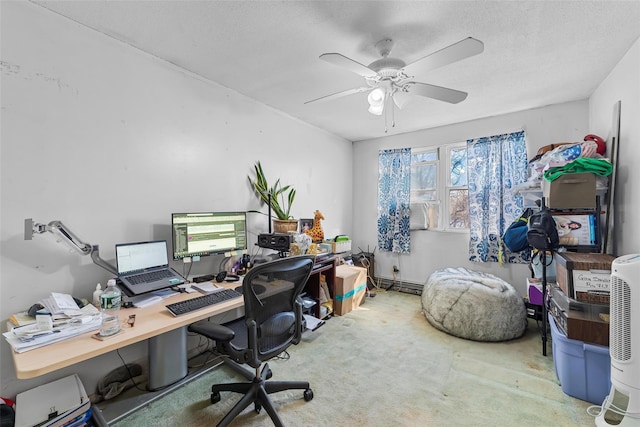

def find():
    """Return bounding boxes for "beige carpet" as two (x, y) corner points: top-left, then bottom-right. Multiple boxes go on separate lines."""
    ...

(112, 290), (596, 426)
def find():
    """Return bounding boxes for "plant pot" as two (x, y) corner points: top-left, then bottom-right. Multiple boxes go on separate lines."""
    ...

(273, 219), (298, 234)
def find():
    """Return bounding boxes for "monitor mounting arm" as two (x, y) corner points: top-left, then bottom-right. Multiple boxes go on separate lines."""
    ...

(24, 218), (118, 276)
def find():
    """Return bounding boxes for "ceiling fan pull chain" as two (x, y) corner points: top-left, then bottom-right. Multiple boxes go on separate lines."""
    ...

(391, 95), (396, 128)
(384, 93), (389, 133)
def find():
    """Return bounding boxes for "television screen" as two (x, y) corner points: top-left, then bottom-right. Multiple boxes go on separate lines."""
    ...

(171, 212), (247, 260)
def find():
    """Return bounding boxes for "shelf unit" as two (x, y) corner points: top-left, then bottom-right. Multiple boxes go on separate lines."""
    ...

(538, 195), (604, 356)
(303, 256), (337, 319)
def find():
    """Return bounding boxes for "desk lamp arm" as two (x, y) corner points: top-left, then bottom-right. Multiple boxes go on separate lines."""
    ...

(25, 218), (118, 276)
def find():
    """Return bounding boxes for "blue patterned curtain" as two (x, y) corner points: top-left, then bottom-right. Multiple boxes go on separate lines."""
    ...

(467, 131), (528, 263)
(378, 148), (411, 253)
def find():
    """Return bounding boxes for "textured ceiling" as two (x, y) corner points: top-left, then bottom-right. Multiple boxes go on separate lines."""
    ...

(32, 1), (640, 142)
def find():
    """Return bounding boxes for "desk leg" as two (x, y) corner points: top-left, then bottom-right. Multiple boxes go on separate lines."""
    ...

(148, 326), (188, 391)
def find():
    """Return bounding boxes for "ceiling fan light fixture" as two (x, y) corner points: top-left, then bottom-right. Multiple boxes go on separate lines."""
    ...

(368, 87), (385, 105)
(368, 103), (384, 115)
(367, 87), (386, 115)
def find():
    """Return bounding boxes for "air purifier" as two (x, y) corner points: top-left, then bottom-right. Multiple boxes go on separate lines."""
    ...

(596, 254), (640, 426)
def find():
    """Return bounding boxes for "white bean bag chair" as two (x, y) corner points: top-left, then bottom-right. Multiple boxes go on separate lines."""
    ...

(421, 267), (527, 342)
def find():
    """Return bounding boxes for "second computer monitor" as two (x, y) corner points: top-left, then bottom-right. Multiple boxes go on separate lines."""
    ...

(171, 211), (247, 260)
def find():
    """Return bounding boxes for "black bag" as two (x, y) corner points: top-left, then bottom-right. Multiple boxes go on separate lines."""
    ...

(527, 209), (559, 250)
(503, 208), (534, 252)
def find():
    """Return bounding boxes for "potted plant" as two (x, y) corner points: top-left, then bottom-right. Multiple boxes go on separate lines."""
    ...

(248, 161), (298, 233)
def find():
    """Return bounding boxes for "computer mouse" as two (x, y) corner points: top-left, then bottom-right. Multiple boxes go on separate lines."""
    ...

(27, 303), (44, 317)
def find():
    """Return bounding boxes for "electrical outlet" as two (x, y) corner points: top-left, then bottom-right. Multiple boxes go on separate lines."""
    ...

(393, 265), (399, 273)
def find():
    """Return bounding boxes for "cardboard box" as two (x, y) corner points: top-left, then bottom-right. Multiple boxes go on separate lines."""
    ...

(556, 252), (614, 304)
(334, 265), (367, 316)
(542, 172), (596, 209)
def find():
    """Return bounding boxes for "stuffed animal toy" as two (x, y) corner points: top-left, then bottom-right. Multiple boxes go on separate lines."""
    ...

(304, 210), (325, 242)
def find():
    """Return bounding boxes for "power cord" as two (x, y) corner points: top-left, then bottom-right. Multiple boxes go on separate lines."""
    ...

(273, 350), (290, 361)
(182, 261), (193, 280)
(354, 253), (383, 298)
(586, 393), (640, 419)
(115, 348), (148, 393)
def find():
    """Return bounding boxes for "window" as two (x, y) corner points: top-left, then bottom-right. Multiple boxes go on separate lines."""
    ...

(446, 144), (469, 229)
(410, 142), (468, 231)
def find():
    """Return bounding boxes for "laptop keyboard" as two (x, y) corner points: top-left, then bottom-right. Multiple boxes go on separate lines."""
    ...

(165, 288), (242, 316)
(127, 269), (174, 285)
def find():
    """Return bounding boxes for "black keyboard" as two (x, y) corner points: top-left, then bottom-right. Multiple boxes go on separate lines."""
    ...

(128, 269), (173, 285)
(165, 288), (242, 316)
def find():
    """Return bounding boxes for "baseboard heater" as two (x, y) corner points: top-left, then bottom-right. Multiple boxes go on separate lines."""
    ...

(375, 277), (423, 295)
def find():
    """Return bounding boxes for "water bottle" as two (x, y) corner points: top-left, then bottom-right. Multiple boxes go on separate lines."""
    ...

(100, 279), (121, 336)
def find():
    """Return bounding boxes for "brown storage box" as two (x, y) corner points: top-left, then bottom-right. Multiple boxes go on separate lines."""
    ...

(542, 172), (596, 209)
(334, 265), (367, 316)
(556, 252), (614, 304)
(549, 298), (609, 346)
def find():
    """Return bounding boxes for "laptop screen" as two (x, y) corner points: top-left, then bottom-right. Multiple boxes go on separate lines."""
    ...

(116, 240), (169, 275)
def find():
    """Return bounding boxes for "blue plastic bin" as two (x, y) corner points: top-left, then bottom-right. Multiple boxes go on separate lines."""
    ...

(549, 313), (611, 404)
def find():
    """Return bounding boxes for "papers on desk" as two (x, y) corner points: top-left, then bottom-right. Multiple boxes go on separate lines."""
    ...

(128, 288), (179, 307)
(15, 373), (91, 427)
(9, 311), (37, 327)
(3, 303), (101, 353)
(191, 281), (226, 294)
(41, 292), (80, 314)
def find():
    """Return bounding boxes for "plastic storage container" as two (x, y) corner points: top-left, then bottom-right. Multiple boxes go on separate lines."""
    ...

(549, 313), (611, 404)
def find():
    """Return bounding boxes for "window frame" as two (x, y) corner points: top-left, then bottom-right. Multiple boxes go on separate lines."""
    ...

(410, 142), (469, 232)
(442, 142), (469, 232)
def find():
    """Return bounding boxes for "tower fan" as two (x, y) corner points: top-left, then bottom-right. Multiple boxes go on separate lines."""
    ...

(596, 254), (640, 426)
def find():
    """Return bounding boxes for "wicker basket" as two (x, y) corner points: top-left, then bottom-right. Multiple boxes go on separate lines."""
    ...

(327, 240), (352, 253)
(273, 219), (298, 233)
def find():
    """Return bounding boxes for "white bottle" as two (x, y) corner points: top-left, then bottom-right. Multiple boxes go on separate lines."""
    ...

(92, 283), (103, 308)
(100, 279), (121, 336)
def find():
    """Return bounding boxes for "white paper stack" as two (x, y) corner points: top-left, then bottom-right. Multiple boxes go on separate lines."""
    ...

(40, 292), (80, 314)
(3, 304), (101, 353)
(192, 281), (225, 294)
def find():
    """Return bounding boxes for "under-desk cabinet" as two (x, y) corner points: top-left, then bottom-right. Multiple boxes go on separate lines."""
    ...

(303, 256), (337, 319)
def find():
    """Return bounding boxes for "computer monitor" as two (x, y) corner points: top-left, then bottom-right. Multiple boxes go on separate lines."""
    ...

(171, 212), (247, 260)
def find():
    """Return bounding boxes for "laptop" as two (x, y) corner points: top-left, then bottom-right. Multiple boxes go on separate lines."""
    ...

(116, 240), (185, 295)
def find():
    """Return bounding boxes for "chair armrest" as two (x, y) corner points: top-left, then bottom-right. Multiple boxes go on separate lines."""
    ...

(188, 321), (235, 342)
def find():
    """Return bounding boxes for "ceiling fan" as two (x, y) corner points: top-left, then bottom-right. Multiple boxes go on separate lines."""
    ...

(305, 37), (484, 116)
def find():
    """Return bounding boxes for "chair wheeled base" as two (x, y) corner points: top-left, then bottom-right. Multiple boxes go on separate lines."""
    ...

(211, 361), (313, 427)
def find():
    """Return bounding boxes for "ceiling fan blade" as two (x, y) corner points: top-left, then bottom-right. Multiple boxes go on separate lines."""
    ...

(401, 37), (484, 77)
(319, 53), (378, 78)
(403, 82), (468, 104)
(304, 86), (372, 104)
(392, 91), (412, 109)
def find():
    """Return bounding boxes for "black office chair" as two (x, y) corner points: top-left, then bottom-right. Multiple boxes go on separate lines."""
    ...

(188, 255), (315, 427)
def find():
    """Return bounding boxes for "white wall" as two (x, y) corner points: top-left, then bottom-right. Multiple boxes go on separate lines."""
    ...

(353, 101), (590, 292)
(0, 2), (352, 398)
(589, 37), (640, 258)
